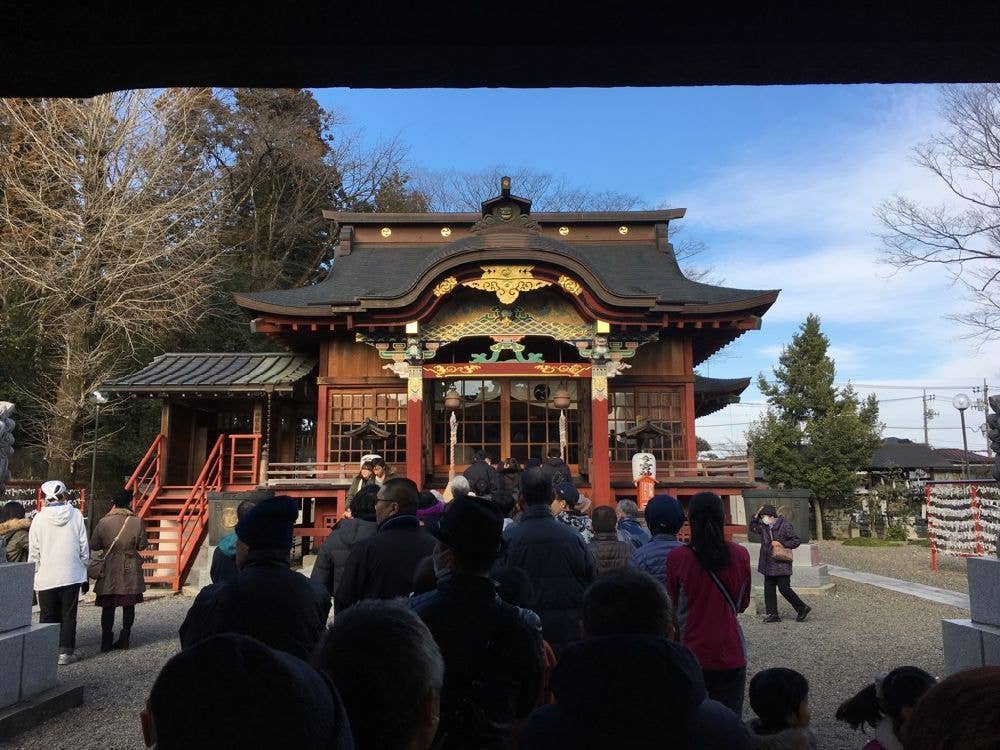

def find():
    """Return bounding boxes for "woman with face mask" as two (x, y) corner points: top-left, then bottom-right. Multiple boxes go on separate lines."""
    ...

(749, 504), (811, 623)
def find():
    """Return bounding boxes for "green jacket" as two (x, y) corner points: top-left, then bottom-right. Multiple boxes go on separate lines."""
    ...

(1, 518), (31, 563)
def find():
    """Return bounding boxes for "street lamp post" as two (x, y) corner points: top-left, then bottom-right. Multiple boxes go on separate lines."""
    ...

(88, 390), (109, 531)
(952, 393), (972, 480)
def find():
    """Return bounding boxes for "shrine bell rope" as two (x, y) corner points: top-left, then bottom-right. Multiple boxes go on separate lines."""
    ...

(925, 483), (1000, 569)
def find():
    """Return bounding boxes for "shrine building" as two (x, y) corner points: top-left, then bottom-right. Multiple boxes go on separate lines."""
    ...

(105, 178), (777, 589)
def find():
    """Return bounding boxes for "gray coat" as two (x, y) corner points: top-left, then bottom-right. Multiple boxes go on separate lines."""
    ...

(91, 508), (148, 596)
(748, 516), (800, 577)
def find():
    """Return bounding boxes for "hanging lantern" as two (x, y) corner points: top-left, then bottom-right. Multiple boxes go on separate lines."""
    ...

(553, 388), (571, 411)
(444, 388), (462, 411)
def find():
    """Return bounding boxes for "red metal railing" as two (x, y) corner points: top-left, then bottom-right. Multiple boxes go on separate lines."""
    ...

(173, 434), (225, 590)
(126, 433), (164, 517)
(227, 434), (261, 485)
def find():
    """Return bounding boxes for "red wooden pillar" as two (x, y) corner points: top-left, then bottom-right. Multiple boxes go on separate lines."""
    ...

(590, 364), (612, 507)
(682, 338), (697, 462)
(406, 365), (424, 485)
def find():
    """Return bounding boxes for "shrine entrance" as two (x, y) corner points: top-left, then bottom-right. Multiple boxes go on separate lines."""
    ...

(429, 378), (586, 473)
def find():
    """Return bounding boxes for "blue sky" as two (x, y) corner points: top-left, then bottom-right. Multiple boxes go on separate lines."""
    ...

(314, 85), (999, 452)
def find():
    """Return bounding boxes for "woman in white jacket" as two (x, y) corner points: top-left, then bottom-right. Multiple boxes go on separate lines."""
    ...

(28, 480), (89, 665)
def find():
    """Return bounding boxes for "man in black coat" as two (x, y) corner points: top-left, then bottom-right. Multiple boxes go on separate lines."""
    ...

(410, 496), (545, 750)
(498, 467), (596, 655)
(463, 450), (500, 497)
(519, 568), (751, 750)
(178, 496), (330, 662)
(335, 477), (436, 612)
(539, 447), (573, 486)
(311, 484), (379, 596)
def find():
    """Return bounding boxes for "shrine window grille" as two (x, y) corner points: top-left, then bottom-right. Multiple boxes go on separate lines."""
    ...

(431, 379), (580, 467)
(608, 389), (685, 462)
(327, 391), (407, 467)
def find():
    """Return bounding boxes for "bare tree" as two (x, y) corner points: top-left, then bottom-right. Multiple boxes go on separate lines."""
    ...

(878, 84), (1000, 340)
(0, 91), (224, 478)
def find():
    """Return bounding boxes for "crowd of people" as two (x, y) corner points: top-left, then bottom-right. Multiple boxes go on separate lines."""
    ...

(7, 462), (1000, 748)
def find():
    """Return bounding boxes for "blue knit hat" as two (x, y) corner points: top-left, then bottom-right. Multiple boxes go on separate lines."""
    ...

(644, 494), (685, 534)
(235, 495), (297, 551)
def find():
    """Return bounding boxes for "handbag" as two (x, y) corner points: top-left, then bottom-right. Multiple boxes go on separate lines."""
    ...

(88, 515), (132, 580)
(771, 539), (794, 563)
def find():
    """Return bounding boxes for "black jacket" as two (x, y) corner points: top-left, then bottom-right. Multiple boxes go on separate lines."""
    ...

(497, 504), (596, 654)
(410, 574), (545, 750)
(464, 459), (501, 496)
(334, 513), (436, 611)
(310, 516), (378, 596)
(520, 635), (751, 750)
(179, 549), (330, 662)
(540, 456), (573, 486)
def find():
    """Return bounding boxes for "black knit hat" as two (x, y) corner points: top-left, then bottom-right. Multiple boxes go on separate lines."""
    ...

(235, 495), (297, 551)
(149, 634), (352, 749)
(428, 496), (505, 560)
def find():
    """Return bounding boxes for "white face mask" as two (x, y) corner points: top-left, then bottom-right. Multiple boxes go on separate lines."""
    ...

(761, 515), (775, 526)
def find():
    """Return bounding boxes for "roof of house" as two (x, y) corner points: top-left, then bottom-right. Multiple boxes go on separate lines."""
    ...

(102, 353), (317, 394)
(868, 437), (956, 471)
(933, 448), (993, 465)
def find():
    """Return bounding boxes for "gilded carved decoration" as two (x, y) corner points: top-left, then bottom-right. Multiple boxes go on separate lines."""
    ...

(433, 276), (458, 297)
(534, 364), (590, 377)
(557, 275), (583, 296)
(407, 365), (423, 402)
(425, 364), (483, 378)
(423, 292), (591, 342)
(591, 363), (609, 402)
(461, 266), (552, 305)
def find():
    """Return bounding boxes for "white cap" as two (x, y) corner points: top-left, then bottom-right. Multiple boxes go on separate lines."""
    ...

(360, 454), (382, 467)
(40, 480), (68, 502)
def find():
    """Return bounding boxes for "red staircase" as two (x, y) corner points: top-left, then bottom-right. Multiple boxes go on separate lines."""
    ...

(126, 433), (226, 591)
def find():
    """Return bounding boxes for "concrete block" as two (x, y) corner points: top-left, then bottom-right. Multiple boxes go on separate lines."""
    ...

(19, 624), (58, 701)
(942, 619), (984, 675)
(0, 630), (23, 710)
(0, 564), (34, 634)
(0, 682), (85, 742)
(968, 557), (1000, 627)
(745, 543), (828, 588)
(983, 627), (1000, 667)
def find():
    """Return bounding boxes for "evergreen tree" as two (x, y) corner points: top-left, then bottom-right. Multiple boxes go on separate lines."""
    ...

(747, 315), (882, 537)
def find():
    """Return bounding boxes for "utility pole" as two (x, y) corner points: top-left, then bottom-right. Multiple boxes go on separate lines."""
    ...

(922, 390), (937, 445)
(974, 380), (991, 460)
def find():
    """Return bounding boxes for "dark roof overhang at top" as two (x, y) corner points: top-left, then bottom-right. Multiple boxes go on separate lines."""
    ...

(102, 353), (316, 395)
(694, 375), (752, 418)
(235, 232), (777, 317)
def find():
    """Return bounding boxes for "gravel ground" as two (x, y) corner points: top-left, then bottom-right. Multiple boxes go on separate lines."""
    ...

(818, 539), (969, 593)
(6, 577), (963, 749)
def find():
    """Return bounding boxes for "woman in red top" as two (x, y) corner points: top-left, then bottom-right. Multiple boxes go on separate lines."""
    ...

(666, 492), (751, 715)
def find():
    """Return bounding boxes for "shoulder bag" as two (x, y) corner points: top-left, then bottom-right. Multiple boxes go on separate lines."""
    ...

(88, 515), (132, 580)
(771, 539), (794, 563)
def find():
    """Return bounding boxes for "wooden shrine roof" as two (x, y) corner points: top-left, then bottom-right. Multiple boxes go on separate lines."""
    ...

(694, 375), (751, 417)
(235, 234), (778, 317)
(102, 353), (316, 394)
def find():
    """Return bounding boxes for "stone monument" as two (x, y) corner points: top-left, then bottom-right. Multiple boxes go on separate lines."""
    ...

(942, 555), (1000, 674)
(0, 401), (14, 498)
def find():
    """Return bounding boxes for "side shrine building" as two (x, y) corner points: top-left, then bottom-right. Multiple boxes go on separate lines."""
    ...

(105, 179), (778, 589)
